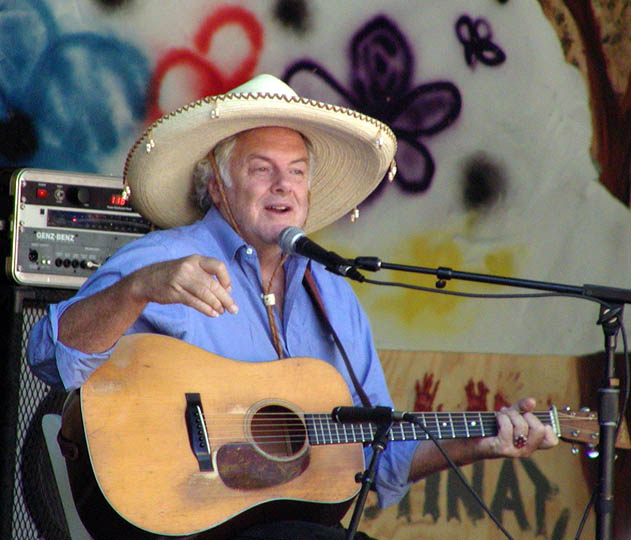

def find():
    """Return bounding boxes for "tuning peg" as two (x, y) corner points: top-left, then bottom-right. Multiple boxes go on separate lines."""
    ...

(580, 407), (591, 412)
(571, 445), (580, 455)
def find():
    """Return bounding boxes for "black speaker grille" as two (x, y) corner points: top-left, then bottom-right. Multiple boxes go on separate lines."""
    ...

(1, 287), (74, 540)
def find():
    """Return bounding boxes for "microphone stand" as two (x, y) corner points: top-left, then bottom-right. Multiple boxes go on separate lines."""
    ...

(352, 257), (631, 540)
(346, 421), (392, 540)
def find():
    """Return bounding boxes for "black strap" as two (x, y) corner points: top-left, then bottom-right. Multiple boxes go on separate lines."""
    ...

(303, 265), (372, 408)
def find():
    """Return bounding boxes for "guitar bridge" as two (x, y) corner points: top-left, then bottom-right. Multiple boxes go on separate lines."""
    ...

(185, 393), (213, 471)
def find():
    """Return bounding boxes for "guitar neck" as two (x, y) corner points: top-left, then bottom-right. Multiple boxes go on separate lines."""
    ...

(305, 408), (560, 446)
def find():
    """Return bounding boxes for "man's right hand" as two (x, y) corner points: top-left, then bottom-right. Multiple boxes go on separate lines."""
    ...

(129, 255), (238, 317)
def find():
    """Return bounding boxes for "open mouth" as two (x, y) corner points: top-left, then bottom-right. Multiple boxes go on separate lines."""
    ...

(265, 204), (291, 214)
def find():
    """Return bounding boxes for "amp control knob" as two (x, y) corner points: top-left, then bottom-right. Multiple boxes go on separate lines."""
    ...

(67, 187), (90, 205)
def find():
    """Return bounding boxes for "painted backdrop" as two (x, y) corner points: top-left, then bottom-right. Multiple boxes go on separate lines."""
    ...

(2, 0), (630, 539)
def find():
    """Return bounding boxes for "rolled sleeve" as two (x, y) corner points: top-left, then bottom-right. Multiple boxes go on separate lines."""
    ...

(27, 298), (117, 391)
(54, 337), (115, 391)
(26, 312), (64, 390)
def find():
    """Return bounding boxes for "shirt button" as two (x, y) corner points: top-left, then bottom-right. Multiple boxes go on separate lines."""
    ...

(245, 247), (253, 255)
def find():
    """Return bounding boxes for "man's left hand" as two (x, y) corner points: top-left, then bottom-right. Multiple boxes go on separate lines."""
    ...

(483, 397), (559, 458)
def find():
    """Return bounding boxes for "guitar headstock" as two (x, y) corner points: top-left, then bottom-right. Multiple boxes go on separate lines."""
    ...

(557, 406), (631, 453)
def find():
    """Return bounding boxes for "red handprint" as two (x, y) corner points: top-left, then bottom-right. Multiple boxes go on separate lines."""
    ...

(414, 372), (441, 412)
(464, 379), (489, 411)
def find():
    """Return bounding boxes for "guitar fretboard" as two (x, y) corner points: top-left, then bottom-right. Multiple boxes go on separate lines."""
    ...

(305, 410), (558, 446)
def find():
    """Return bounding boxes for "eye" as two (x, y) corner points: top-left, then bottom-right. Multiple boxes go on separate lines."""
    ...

(250, 165), (271, 175)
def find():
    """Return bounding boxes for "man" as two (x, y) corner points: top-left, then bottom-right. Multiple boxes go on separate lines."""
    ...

(27, 74), (558, 539)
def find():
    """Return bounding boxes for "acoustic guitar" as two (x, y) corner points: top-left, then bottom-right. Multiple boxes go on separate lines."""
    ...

(75, 333), (628, 538)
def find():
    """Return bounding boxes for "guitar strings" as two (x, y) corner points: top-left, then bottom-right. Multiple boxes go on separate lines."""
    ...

(173, 411), (568, 445)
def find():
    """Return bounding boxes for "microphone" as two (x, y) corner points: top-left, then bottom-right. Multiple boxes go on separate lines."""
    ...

(279, 227), (364, 281)
(331, 406), (412, 424)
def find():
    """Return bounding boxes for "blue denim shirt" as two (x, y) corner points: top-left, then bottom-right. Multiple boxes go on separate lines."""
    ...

(26, 207), (418, 507)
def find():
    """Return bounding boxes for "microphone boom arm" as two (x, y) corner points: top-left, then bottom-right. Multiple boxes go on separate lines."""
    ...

(353, 257), (631, 304)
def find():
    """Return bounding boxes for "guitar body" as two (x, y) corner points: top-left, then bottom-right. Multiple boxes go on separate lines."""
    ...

(78, 333), (363, 538)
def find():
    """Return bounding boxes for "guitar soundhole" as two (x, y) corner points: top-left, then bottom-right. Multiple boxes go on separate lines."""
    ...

(250, 404), (307, 460)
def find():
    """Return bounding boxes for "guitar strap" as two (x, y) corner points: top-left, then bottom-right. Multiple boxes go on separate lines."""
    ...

(303, 263), (373, 408)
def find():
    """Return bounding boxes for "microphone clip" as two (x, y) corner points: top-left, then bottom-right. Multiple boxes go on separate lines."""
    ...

(326, 261), (365, 282)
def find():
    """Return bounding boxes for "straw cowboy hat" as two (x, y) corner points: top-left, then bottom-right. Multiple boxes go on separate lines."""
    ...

(123, 74), (397, 232)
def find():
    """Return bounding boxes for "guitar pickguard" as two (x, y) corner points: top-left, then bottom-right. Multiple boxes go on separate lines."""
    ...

(217, 443), (310, 489)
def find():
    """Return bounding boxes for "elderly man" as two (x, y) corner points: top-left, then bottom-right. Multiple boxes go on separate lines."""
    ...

(27, 74), (557, 540)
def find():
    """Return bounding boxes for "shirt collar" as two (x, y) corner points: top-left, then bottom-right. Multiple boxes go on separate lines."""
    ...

(201, 207), (248, 262)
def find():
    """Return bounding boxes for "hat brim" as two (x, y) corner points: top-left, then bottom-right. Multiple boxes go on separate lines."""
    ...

(124, 93), (397, 232)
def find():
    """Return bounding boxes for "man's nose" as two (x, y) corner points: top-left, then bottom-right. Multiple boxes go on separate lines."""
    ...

(271, 170), (291, 191)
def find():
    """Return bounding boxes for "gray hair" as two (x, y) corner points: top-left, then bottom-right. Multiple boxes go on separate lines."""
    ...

(191, 130), (315, 213)
(192, 134), (238, 213)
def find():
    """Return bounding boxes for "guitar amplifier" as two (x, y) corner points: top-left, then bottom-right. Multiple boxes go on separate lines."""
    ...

(0, 168), (152, 289)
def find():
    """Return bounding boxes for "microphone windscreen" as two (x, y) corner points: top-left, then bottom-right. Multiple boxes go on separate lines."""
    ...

(278, 226), (304, 254)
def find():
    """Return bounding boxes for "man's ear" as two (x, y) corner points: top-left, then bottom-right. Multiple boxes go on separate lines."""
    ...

(207, 177), (222, 207)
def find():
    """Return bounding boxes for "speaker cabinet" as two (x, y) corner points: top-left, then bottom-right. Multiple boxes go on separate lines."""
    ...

(0, 286), (74, 540)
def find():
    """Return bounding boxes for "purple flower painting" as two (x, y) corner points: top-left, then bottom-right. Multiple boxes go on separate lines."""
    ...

(284, 15), (462, 203)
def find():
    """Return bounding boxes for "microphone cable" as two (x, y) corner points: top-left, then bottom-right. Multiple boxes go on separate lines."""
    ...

(403, 412), (515, 540)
